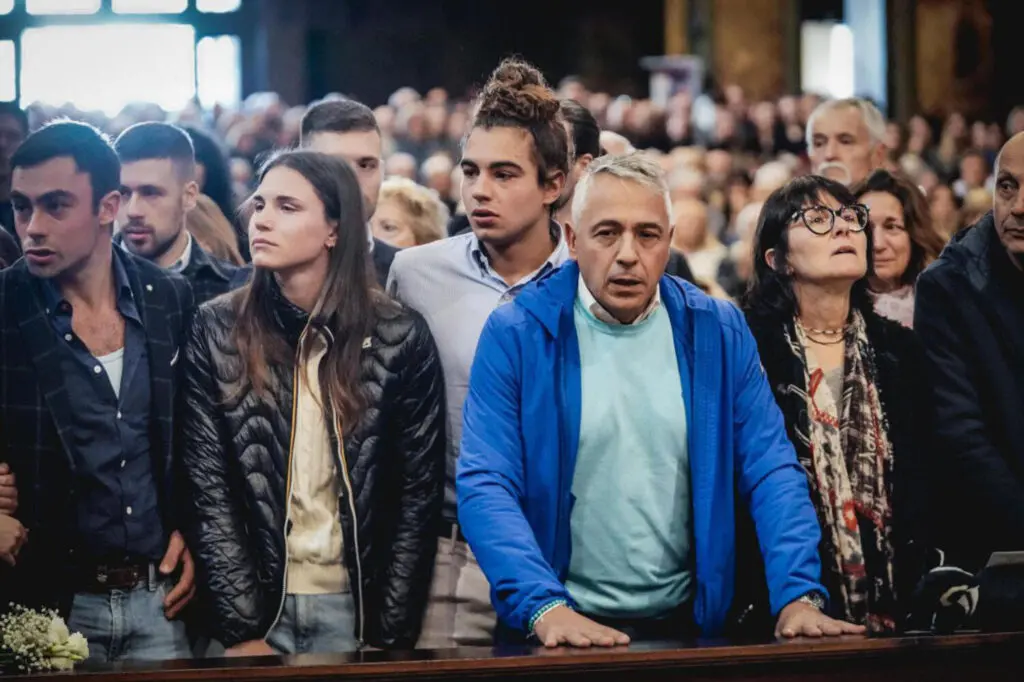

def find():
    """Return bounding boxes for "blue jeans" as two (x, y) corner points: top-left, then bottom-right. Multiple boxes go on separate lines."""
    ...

(267, 593), (358, 654)
(67, 571), (191, 662)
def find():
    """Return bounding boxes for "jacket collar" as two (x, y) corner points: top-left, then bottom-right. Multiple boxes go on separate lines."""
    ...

(515, 260), (713, 338)
(183, 237), (234, 283)
(937, 212), (1019, 293)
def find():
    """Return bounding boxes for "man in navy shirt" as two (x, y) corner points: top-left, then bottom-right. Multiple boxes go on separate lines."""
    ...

(0, 121), (196, 662)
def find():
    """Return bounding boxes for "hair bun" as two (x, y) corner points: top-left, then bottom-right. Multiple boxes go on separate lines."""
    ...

(477, 58), (560, 124)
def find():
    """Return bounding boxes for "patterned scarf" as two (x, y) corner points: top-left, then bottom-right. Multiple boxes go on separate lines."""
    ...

(784, 310), (897, 633)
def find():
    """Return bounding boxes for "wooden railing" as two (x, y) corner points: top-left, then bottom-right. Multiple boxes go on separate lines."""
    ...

(8, 631), (1022, 681)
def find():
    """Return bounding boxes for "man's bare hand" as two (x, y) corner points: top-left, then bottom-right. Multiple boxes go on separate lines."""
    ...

(0, 514), (27, 566)
(533, 605), (630, 648)
(159, 531), (196, 620)
(0, 463), (18, 515)
(775, 600), (866, 639)
(225, 640), (276, 657)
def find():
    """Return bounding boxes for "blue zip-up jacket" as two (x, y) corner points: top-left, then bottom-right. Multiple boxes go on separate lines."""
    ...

(457, 262), (825, 636)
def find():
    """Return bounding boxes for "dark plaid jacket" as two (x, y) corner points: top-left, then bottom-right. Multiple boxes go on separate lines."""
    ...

(0, 248), (195, 615)
(113, 233), (241, 306)
(180, 238), (242, 305)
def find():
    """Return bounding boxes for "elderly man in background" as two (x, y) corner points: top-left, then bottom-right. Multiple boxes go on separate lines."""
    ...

(458, 152), (863, 647)
(806, 98), (887, 187)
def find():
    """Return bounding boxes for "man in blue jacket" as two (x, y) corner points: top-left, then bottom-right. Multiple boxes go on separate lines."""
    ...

(457, 153), (864, 647)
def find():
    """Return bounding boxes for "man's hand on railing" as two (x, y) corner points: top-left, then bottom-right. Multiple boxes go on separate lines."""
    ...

(532, 606), (630, 649)
(225, 640), (277, 657)
(775, 601), (866, 639)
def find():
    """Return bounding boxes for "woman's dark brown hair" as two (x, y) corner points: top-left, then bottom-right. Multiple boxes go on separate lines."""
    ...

(232, 150), (392, 428)
(470, 57), (571, 187)
(852, 169), (947, 286)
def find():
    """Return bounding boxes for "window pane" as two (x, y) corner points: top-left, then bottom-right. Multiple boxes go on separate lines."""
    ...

(113, 0), (186, 13)
(197, 0), (241, 13)
(0, 0), (14, 16)
(27, 0), (101, 14)
(197, 35), (241, 108)
(0, 42), (14, 102)
(20, 24), (196, 115)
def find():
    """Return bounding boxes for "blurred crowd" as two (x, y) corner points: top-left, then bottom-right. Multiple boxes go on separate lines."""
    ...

(19, 76), (1022, 298)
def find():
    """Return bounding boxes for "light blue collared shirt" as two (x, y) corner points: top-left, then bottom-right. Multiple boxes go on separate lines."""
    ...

(387, 222), (570, 523)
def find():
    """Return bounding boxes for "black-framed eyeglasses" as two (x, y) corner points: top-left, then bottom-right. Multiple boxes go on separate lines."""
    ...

(789, 204), (870, 235)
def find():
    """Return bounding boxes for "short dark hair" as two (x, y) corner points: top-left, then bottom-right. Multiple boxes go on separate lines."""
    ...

(114, 122), (196, 180)
(300, 98), (379, 142)
(0, 102), (29, 137)
(182, 125), (234, 217)
(11, 120), (120, 212)
(560, 99), (600, 159)
(744, 175), (875, 321)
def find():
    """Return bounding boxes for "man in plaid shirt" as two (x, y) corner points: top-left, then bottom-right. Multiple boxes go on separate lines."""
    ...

(0, 120), (196, 662)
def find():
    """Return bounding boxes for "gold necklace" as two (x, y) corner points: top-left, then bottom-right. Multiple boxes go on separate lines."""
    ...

(797, 318), (846, 336)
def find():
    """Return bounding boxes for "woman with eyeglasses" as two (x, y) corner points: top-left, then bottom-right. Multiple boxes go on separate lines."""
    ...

(738, 175), (935, 635)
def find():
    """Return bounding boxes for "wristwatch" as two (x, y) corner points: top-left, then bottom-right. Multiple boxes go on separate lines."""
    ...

(797, 590), (827, 611)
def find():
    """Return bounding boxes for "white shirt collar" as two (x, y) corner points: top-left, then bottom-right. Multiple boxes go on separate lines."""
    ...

(576, 273), (661, 326)
(168, 231), (194, 273)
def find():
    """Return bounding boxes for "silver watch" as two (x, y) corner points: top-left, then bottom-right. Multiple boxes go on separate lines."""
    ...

(798, 591), (827, 611)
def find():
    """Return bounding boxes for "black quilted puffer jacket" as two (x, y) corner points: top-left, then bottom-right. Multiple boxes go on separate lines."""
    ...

(179, 285), (446, 649)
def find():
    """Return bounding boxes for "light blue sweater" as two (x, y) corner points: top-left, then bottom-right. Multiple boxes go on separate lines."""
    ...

(564, 287), (694, 618)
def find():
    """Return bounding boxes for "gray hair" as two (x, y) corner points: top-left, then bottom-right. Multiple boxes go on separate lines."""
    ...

(571, 152), (674, 227)
(805, 98), (886, 149)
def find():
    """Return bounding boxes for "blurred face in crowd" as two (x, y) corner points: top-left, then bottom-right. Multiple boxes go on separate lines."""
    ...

(0, 113), (27, 199)
(12, 157), (120, 280)
(370, 197), (417, 249)
(249, 165), (336, 273)
(460, 126), (562, 249)
(809, 105), (886, 186)
(884, 122), (902, 152)
(385, 153), (417, 181)
(862, 190), (911, 292)
(971, 121), (988, 150)
(304, 130), (382, 221)
(929, 185), (958, 230)
(568, 174), (671, 324)
(118, 158), (198, 267)
(671, 198), (709, 252)
(705, 149), (732, 181)
(772, 192), (868, 287)
(960, 153), (988, 190)
(994, 134), (1024, 257)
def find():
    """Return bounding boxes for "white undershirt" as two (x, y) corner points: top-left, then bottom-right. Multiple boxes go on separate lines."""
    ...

(96, 347), (125, 399)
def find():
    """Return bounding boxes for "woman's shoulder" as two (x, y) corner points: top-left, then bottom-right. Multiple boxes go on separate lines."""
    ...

(197, 288), (245, 325)
(371, 296), (432, 348)
(864, 307), (920, 356)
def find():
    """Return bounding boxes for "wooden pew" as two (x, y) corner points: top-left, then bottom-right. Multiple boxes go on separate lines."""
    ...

(6, 632), (1021, 680)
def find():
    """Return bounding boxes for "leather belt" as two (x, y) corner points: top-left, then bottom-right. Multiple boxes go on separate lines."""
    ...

(74, 561), (155, 593)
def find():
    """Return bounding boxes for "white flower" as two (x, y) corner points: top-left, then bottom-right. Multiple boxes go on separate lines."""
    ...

(46, 617), (70, 646)
(64, 633), (88, 660)
(48, 656), (74, 671)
